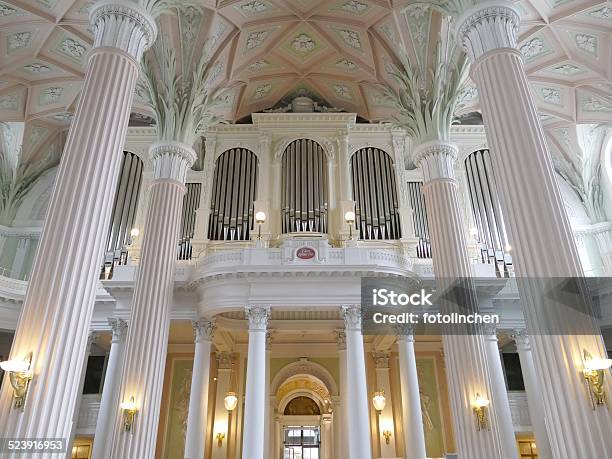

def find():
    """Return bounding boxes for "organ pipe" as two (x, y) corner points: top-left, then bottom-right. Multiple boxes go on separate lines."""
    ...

(465, 149), (512, 276)
(350, 148), (401, 240)
(407, 181), (431, 258)
(177, 183), (201, 260)
(105, 151), (143, 263)
(208, 148), (258, 241)
(281, 139), (328, 233)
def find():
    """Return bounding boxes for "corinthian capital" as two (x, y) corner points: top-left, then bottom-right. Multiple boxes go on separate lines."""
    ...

(340, 304), (362, 332)
(412, 141), (458, 183)
(108, 317), (128, 342)
(456, 1), (521, 62)
(149, 141), (197, 183)
(193, 319), (215, 343)
(90, 2), (158, 61)
(245, 304), (271, 332)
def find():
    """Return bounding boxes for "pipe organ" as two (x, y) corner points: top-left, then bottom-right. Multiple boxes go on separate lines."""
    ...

(281, 139), (328, 233)
(350, 148), (401, 240)
(177, 183), (201, 260)
(465, 149), (512, 276)
(208, 148), (258, 241)
(407, 182), (431, 258)
(102, 151), (143, 276)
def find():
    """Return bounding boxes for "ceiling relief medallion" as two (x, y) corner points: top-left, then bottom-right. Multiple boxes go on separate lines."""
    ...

(253, 84), (272, 100)
(0, 2), (19, 16)
(338, 0), (368, 15)
(7, 31), (32, 53)
(39, 87), (63, 105)
(587, 6), (611, 20)
(0, 94), (19, 110)
(335, 58), (358, 71)
(210, 21), (228, 49)
(333, 84), (353, 100)
(551, 63), (584, 76)
(78, 2), (94, 15)
(249, 59), (270, 72)
(537, 87), (562, 105)
(336, 29), (362, 50)
(581, 95), (612, 113)
(205, 62), (224, 89)
(519, 36), (550, 61)
(236, 0), (268, 17)
(180, 6), (203, 44)
(457, 84), (478, 105)
(245, 29), (273, 51)
(23, 63), (51, 74)
(291, 33), (316, 55)
(57, 38), (87, 61)
(575, 33), (597, 55)
(35, 0), (59, 9)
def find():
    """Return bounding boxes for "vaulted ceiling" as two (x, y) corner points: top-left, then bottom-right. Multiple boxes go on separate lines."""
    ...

(0, 0), (610, 127)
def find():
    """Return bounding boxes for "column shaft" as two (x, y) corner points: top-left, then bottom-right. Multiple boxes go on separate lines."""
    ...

(512, 330), (553, 459)
(242, 305), (270, 459)
(336, 331), (349, 459)
(341, 305), (372, 459)
(416, 141), (517, 458)
(92, 319), (127, 459)
(0, 4), (155, 449)
(211, 353), (233, 459)
(397, 335), (426, 459)
(484, 329), (518, 457)
(458, 4), (612, 456)
(110, 142), (195, 458)
(184, 320), (214, 459)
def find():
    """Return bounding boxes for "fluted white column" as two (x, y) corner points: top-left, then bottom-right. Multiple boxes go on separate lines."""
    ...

(512, 329), (553, 459)
(242, 305), (270, 459)
(482, 325), (518, 457)
(0, 3), (156, 451)
(109, 142), (196, 458)
(414, 141), (517, 458)
(340, 305), (372, 459)
(457, 3), (612, 456)
(184, 319), (215, 459)
(264, 332), (272, 459)
(396, 330), (426, 459)
(335, 330), (349, 459)
(92, 319), (128, 459)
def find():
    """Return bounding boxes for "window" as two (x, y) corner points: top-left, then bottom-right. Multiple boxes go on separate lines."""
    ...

(283, 426), (320, 459)
(82, 355), (106, 395)
(518, 440), (538, 458)
(351, 148), (401, 240)
(502, 353), (525, 391)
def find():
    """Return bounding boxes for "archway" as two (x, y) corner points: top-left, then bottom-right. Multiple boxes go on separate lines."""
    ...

(271, 361), (337, 459)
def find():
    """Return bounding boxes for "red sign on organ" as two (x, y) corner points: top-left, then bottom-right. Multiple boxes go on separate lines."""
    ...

(296, 247), (316, 260)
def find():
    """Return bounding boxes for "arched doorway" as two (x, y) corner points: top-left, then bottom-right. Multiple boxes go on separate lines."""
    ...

(271, 361), (338, 459)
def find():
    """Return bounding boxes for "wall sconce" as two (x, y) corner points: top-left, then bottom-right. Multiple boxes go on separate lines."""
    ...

(120, 396), (138, 432)
(473, 393), (490, 431)
(583, 350), (612, 409)
(255, 211), (266, 240)
(372, 390), (386, 415)
(128, 227), (140, 246)
(345, 211), (356, 240)
(0, 353), (33, 410)
(224, 391), (238, 412)
(216, 432), (226, 447)
(382, 430), (392, 445)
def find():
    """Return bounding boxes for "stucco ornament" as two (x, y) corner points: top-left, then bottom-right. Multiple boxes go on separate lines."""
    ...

(140, 5), (223, 145)
(380, 23), (469, 145)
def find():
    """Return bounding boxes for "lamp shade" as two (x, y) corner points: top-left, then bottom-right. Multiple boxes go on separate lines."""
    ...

(224, 391), (238, 411)
(473, 394), (490, 408)
(344, 211), (356, 223)
(372, 391), (386, 412)
(0, 359), (29, 373)
(130, 228), (140, 238)
(255, 211), (266, 223)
